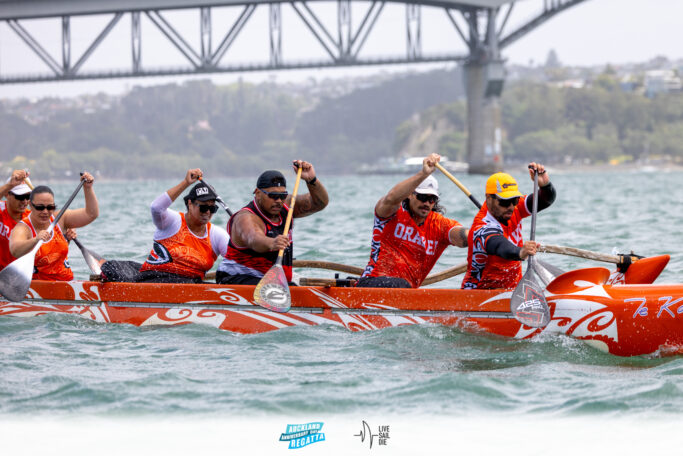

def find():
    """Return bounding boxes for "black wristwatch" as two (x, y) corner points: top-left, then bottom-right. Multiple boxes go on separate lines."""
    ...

(306, 176), (317, 185)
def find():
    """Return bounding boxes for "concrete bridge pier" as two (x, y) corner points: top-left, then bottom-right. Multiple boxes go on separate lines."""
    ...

(464, 60), (504, 174)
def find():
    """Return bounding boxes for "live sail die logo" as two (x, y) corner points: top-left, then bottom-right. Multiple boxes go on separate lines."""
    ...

(279, 422), (325, 449)
(354, 420), (390, 449)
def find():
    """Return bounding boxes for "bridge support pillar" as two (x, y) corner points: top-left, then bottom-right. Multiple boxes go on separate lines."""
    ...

(464, 61), (504, 174)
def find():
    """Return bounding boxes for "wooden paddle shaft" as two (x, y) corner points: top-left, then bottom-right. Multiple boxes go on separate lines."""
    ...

(539, 243), (622, 264)
(435, 162), (482, 209)
(277, 166), (303, 260)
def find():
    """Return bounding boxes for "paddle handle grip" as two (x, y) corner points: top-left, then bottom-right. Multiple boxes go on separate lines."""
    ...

(277, 166), (303, 259)
(435, 162), (482, 209)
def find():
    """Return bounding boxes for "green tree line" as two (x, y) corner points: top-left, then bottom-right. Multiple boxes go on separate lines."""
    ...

(0, 69), (464, 178)
(2, 69), (681, 180)
(397, 76), (683, 165)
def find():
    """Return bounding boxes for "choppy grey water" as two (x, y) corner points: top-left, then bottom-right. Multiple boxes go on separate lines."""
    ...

(1, 167), (683, 421)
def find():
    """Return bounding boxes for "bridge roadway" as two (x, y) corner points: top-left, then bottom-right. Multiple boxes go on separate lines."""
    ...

(0, 0), (512, 19)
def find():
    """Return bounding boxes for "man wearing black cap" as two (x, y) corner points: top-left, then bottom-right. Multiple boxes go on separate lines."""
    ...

(137, 168), (229, 283)
(216, 160), (328, 285)
(0, 169), (32, 270)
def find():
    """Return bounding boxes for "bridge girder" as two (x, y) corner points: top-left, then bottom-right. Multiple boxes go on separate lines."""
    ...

(0, 0), (512, 20)
(0, 0), (586, 84)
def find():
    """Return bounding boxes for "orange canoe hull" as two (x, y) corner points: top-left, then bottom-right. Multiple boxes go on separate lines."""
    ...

(1, 279), (682, 357)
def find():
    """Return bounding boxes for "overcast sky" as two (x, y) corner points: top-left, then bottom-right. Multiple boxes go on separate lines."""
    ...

(0, 0), (680, 99)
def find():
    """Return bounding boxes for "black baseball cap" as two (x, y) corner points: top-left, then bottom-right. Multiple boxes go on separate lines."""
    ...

(256, 170), (287, 189)
(184, 181), (217, 204)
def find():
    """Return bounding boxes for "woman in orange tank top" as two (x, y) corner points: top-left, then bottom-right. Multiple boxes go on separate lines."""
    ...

(9, 172), (99, 281)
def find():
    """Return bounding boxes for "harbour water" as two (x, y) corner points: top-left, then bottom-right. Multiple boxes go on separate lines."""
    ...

(1, 167), (682, 454)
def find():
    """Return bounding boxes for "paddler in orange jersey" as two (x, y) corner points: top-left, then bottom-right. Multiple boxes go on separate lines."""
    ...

(137, 168), (229, 284)
(461, 163), (556, 290)
(0, 170), (32, 270)
(216, 160), (329, 285)
(357, 153), (469, 288)
(8, 172), (99, 281)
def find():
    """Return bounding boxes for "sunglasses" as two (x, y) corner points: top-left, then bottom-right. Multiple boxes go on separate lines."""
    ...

(493, 196), (520, 208)
(11, 193), (31, 201)
(195, 203), (218, 214)
(260, 189), (288, 201)
(414, 193), (438, 204)
(31, 203), (57, 212)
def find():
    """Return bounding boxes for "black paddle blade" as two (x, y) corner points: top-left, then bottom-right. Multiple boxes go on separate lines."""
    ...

(253, 264), (291, 312)
(510, 268), (551, 328)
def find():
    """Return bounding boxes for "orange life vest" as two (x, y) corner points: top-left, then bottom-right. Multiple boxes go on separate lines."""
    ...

(22, 215), (73, 281)
(140, 213), (217, 279)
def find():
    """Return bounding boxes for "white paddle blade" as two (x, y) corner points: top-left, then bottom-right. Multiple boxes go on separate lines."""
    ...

(253, 264), (291, 312)
(510, 272), (550, 328)
(0, 253), (36, 302)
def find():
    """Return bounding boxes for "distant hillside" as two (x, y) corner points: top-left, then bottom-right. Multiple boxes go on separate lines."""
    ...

(0, 68), (464, 178)
(395, 78), (683, 166)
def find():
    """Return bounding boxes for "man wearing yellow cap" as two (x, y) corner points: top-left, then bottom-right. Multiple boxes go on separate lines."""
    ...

(461, 162), (555, 290)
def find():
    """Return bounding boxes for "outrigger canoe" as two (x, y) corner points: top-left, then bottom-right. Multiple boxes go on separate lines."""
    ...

(0, 255), (681, 357)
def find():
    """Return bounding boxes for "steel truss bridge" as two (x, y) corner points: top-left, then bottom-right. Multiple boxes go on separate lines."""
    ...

(0, 0), (585, 84)
(0, 0), (588, 173)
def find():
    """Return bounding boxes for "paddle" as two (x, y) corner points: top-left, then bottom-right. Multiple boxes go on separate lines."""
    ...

(0, 178), (85, 302)
(71, 238), (104, 275)
(253, 166), (303, 312)
(434, 162), (482, 208)
(510, 168), (551, 328)
(198, 178), (233, 216)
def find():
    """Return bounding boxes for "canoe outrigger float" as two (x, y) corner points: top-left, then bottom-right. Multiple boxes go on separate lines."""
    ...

(1, 254), (680, 358)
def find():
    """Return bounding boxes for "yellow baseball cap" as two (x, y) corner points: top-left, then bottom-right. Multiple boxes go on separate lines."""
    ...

(485, 172), (523, 199)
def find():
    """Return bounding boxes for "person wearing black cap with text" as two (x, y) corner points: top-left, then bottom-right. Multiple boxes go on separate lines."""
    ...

(216, 160), (328, 285)
(137, 168), (229, 283)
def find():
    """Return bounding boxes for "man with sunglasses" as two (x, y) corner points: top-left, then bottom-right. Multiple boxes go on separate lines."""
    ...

(357, 153), (468, 288)
(0, 170), (32, 270)
(461, 163), (556, 290)
(216, 160), (328, 285)
(137, 168), (229, 283)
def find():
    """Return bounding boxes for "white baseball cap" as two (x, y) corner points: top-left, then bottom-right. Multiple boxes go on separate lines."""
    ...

(5, 177), (31, 196)
(414, 175), (439, 197)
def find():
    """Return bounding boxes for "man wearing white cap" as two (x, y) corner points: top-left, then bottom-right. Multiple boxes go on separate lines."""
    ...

(0, 170), (32, 269)
(358, 153), (468, 288)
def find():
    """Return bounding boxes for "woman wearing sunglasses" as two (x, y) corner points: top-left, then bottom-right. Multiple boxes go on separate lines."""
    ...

(461, 162), (556, 290)
(0, 170), (32, 270)
(137, 168), (229, 283)
(8, 172), (99, 281)
(357, 153), (469, 289)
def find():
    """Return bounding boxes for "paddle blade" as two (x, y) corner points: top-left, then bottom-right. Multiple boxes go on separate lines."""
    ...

(0, 253), (36, 302)
(253, 264), (291, 312)
(73, 239), (103, 275)
(510, 268), (550, 328)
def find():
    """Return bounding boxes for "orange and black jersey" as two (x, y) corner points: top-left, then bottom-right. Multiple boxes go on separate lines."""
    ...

(219, 200), (293, 281)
